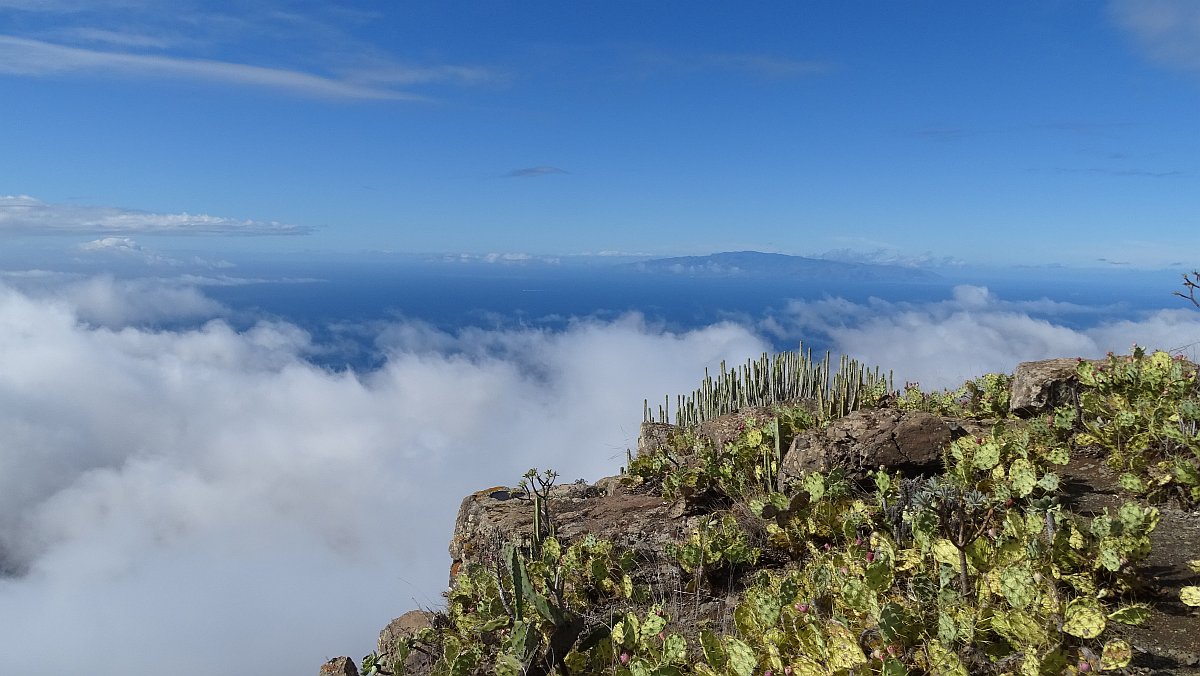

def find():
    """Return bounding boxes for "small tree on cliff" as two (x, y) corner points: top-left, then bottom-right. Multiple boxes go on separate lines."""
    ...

(1176, 270), (1200, 308)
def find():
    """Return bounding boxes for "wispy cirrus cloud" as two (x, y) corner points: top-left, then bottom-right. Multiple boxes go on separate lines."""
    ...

(703, 53), (833, 78)
(0, 36), (436, 100)
(632, 50), (832, 79)
(1058, 166), (1188, 178)
(0, 195), (310, 236)
(504, 166), (568, 178)
(1109, 0), (1200, 74)
(64, 27), (178, 50)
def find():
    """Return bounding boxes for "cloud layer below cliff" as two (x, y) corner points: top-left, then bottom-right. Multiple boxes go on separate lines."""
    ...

(764, 284), (1200, 389)
(0, 278), (768, 674)
(0, 277), (1197, 674)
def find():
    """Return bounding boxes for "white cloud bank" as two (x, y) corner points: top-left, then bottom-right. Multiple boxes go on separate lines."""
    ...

(766, 285), (1200, 389)
(0, 194), (310, 235)
(1, 277), (1198, 675)
(0, 278), (767, 675)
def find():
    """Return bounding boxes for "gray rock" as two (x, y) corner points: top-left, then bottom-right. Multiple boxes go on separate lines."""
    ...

(637, 421), (677, 457)
(636, 407), (781, 460)
(1009, 358), (1091, 417)
(779, 409), (952, 487)
(447, 478), (687, 585)
(319, 657), (358, 676)
(376, 610), (436, 676)
(697, 407), (776, 450)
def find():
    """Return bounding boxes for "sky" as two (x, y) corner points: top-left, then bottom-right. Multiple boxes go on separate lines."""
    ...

(3, 3), (1200, 675)
(1, 0), (1198, 267)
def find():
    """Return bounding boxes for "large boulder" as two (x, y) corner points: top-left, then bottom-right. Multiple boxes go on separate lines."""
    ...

(779, 409), (957, 487)
(1009, 358), (1092, 417)
(447, 479), (687, 584)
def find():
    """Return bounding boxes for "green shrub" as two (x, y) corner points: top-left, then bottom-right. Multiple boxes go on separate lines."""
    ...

(1073, 348), (1200, 502)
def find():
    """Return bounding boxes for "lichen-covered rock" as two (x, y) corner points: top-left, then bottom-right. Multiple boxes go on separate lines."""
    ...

(636, 407), (780, 459)
(319, 656), (358, 676)
(447, 478), (686, 584)
(1009, 358), (1091, 416)
(698, 406), (776, 449)
(376, 610), (436, 675)
(779, 409), (952, 487)
(637, 421), (676, 457)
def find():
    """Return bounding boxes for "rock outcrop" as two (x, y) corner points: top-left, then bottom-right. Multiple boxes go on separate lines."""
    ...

(778, 409), (959, 486)
(636, 407), (777, 459)
(375, 610), (437, 675)
(324, 354), (1200, 675)
(319, 656), (358, 676)
(1008, 357), (1094, 416)
(446, 479), (686, 583)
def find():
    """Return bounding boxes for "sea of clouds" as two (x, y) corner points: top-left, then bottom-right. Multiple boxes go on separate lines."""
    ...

(0, 275), (1197, 674)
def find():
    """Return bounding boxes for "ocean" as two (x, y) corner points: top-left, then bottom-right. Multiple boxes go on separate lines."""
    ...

(200, 258), (1194, 370)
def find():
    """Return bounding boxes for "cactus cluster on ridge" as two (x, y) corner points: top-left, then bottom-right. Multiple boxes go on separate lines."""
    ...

(644, 346), (893, 427)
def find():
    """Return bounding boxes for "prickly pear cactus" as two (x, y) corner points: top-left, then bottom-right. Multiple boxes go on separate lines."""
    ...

(723, 637), (758, 676)
(824, 622), (867, 671)
(1100, 639), (1132, 670)
(1106, 603), (1150, 625)
(999, 562), (1037, 609)
(924, 639), (967, 676)
(1009, 458), (1038, 498)
(1062, 597), (1107, 639)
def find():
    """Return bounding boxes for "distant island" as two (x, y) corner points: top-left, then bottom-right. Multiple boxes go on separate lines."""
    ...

(629, 250), (940, 281)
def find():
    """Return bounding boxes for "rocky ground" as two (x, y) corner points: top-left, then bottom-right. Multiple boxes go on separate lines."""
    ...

(1059, 453), (1200, 674)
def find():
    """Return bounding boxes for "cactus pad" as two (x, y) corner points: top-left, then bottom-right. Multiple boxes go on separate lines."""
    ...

(663, 634), (687, 664)
(1107, 603), (1151, 625)
(990, 608), (1047, 647)
(932, 539), (960, 568)
(878, 601), (909, 643)
(1009, 458), (1037, 497)
(639, 610), (666, 644)
(1062, 597), (1106, 638)
(841, 578), (874, 613)
(925, 639), (968, 676)
(1044, 444), (1070, 465)
(723, 636), (757, 676)
(1100, 639), (1132, 670)
(698, 629), (726, 670)
(1000, 563), (1036, 609)
(973, 439), (1001, 470)
(825, 622), (867, 671)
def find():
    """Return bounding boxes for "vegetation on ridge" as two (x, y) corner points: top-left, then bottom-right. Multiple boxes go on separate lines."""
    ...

(643, 347), (892, 427)
(362, 343), (1200, 675)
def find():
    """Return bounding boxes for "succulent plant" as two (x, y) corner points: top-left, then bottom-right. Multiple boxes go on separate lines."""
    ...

(645, 346), (891, 427)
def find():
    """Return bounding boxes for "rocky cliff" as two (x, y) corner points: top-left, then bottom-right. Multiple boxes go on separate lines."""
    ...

(322, 353), (1200, 676)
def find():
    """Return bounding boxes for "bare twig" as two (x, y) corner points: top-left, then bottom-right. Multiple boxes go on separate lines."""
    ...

(1174, 271), (1200, 308)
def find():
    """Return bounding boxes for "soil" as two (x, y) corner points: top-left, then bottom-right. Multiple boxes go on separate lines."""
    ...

(1060, 452), (1200, 674)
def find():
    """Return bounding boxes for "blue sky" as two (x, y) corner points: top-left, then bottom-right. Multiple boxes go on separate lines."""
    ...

(2, 2), (1199, 267)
